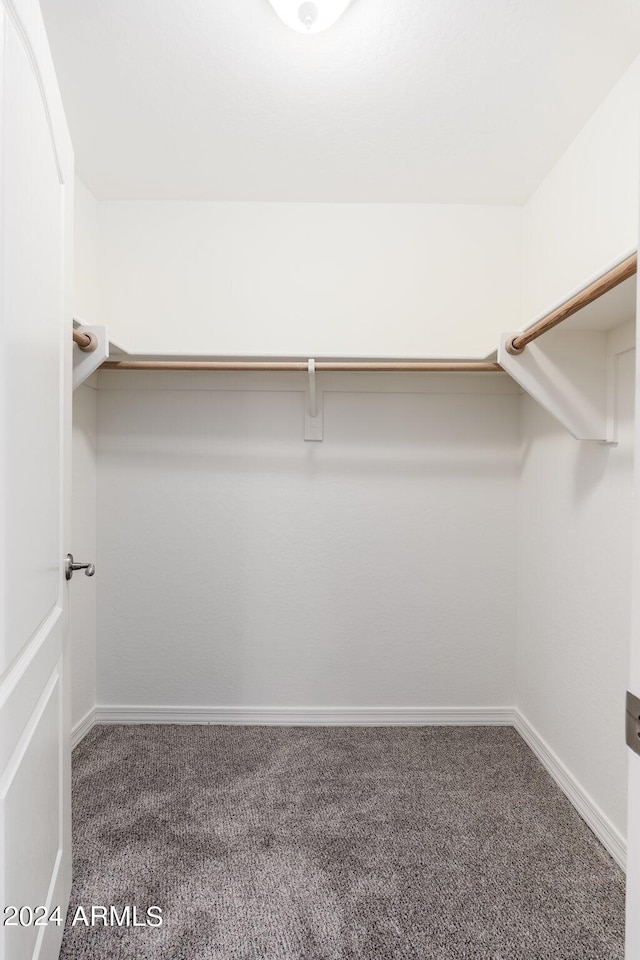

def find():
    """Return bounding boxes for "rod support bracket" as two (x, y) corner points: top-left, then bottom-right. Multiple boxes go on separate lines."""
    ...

(73, 321), (109, 389)
(77, 332), (98, 353)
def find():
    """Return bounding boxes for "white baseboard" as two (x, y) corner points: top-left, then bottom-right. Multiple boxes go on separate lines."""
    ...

(93, 704), (516, 726)
(71, 706), (97, 749)
(514, 710), (626, 870)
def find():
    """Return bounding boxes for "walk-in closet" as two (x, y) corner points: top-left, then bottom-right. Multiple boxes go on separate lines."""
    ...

(2, 1), (640, 957)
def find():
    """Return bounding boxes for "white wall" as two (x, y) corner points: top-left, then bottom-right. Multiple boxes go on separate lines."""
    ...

(511, 55), (638, 855)
(96, 202), (522, 359)
(73, 177), (98, 322)
(516, 338), (635, 841)
(96, 372), (519, 709)
(70, 176), (98, 732)
(522, 55), (640, 326)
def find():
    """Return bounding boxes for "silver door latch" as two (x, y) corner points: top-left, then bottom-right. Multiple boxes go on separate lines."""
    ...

(626, 691), (640, 756)
(64, 553), (95, 580)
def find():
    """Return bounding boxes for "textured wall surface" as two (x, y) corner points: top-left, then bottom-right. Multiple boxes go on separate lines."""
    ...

(516, 347), (635, 838)
(96, 372), (520, 709)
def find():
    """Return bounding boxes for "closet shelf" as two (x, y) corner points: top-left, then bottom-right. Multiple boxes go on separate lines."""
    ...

(499, 251), (637, 442)
(78, 250), (637, 442)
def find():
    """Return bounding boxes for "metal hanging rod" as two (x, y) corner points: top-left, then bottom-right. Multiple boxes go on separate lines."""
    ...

(506, 252), (637, 355)
(100, 359), (503, 372)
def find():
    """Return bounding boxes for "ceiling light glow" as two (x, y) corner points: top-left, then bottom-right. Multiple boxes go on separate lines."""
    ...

(267, 0), (352, 34)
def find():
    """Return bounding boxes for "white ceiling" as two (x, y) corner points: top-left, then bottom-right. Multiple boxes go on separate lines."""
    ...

(40, 0), (640, 203)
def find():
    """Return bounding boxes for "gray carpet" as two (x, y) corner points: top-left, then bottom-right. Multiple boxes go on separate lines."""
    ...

(60, 725), (624, 959)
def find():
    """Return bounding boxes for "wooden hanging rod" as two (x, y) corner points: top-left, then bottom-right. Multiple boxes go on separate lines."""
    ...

(73, 328), (97, 352)
(100, 359), (503, 373)
(506, 252), (637, 355)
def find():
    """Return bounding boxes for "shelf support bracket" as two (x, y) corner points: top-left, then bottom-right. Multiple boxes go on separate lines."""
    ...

(498, 328), (614, 442)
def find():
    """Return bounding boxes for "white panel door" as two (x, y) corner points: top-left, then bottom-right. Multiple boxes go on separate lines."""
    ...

(0, 0), (74, 958)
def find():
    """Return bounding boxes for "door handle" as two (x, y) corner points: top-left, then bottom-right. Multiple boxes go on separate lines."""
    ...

(627, 691), (640, 756)
(64, 553), (96, 580)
